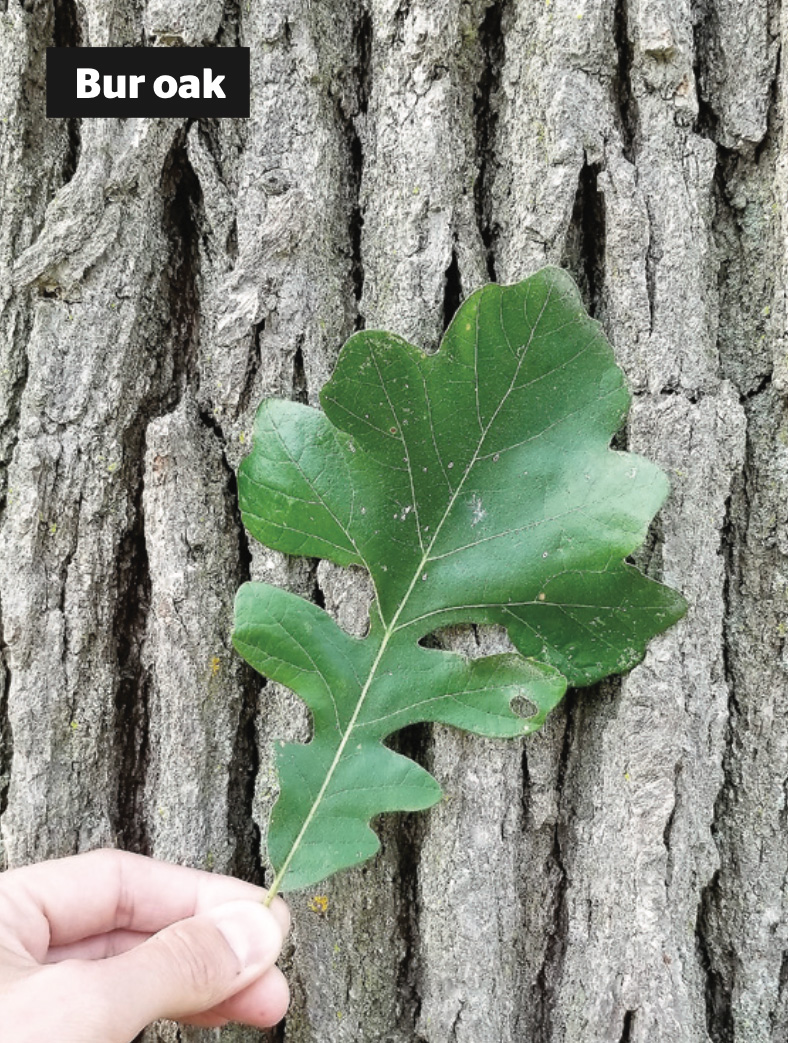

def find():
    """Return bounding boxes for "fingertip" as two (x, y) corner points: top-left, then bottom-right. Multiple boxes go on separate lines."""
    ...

(213, 965), (291, 1028)
(260, 965), (291, 1025)
(266, 895), (291, 939)
(209, 900), (285, 971)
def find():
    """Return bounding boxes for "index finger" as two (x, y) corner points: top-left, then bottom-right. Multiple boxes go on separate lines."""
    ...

(0, 850), (290, 960)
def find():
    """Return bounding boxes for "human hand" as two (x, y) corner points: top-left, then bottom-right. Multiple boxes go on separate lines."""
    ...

(0, 848), (290, 1042)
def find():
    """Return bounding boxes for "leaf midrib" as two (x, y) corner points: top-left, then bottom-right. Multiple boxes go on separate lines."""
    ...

(264, 285), (554, 900)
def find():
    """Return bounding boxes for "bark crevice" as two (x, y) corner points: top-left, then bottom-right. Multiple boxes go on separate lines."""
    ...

(158, 125), (203, 406)
(619, 1009), (636, 1043)
(693, 455), (745, 1043)
(52, 0), (83, 184)
(662, 760), (681, 887)
(562, 159), (605, 319)
(774, 953), (788, 1038)
(0, 604), (12, 839)
(200, 397), (265, 885)
(442, 246), (462, 330)
(218, 0), (241, 47)
(236, 317), (264, 419)
(349, 5), (372, 328)
(111, 472), (153, 855)
(474, 0), (506, 280)
(227, 663), (266, 885)
(532, 703), (576, 1043)
(692, 1), (720, 143)
(392, 726), (432, 1041)
(202, 399), (264, 884)
(612, 0), (637, 162)
(696, 870), (734, 1043)
(292, 337), (309, 406)
(645, 202), (656, 336)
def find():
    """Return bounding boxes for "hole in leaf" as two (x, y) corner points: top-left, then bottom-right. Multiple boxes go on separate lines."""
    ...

(418, 623), (511, 656)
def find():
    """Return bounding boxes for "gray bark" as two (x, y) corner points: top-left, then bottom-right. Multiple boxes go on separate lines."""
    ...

(0, 1), (786, 1041)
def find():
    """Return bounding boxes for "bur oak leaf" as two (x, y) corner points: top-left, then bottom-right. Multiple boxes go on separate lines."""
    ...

(232, 267), (687, 896)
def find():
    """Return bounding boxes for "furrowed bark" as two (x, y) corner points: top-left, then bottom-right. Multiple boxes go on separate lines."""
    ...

(1, 1), (786, 1040)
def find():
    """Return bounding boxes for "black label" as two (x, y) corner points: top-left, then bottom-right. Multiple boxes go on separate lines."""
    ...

(47, 47), (250, 118)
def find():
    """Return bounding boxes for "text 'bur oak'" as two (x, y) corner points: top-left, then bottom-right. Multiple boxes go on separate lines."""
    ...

(232, 267), (687, 896)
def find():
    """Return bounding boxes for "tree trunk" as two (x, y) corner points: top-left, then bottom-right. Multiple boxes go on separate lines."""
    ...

(0, 1), (785, 1041)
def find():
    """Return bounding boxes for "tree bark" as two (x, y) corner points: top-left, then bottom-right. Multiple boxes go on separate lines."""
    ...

(0, 1), (785, 1041)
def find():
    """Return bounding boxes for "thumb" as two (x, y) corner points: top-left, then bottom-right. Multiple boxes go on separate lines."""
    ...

(81, 900), (284, 1039)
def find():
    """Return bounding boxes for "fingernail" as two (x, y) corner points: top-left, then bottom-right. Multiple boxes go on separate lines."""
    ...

(212, 901), (283, 969)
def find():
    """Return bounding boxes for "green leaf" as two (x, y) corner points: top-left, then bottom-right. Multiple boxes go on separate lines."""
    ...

(233, 267), (687, 894)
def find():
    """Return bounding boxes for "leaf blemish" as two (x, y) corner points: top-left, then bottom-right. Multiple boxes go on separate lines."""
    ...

(470, 494), (486, 526)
